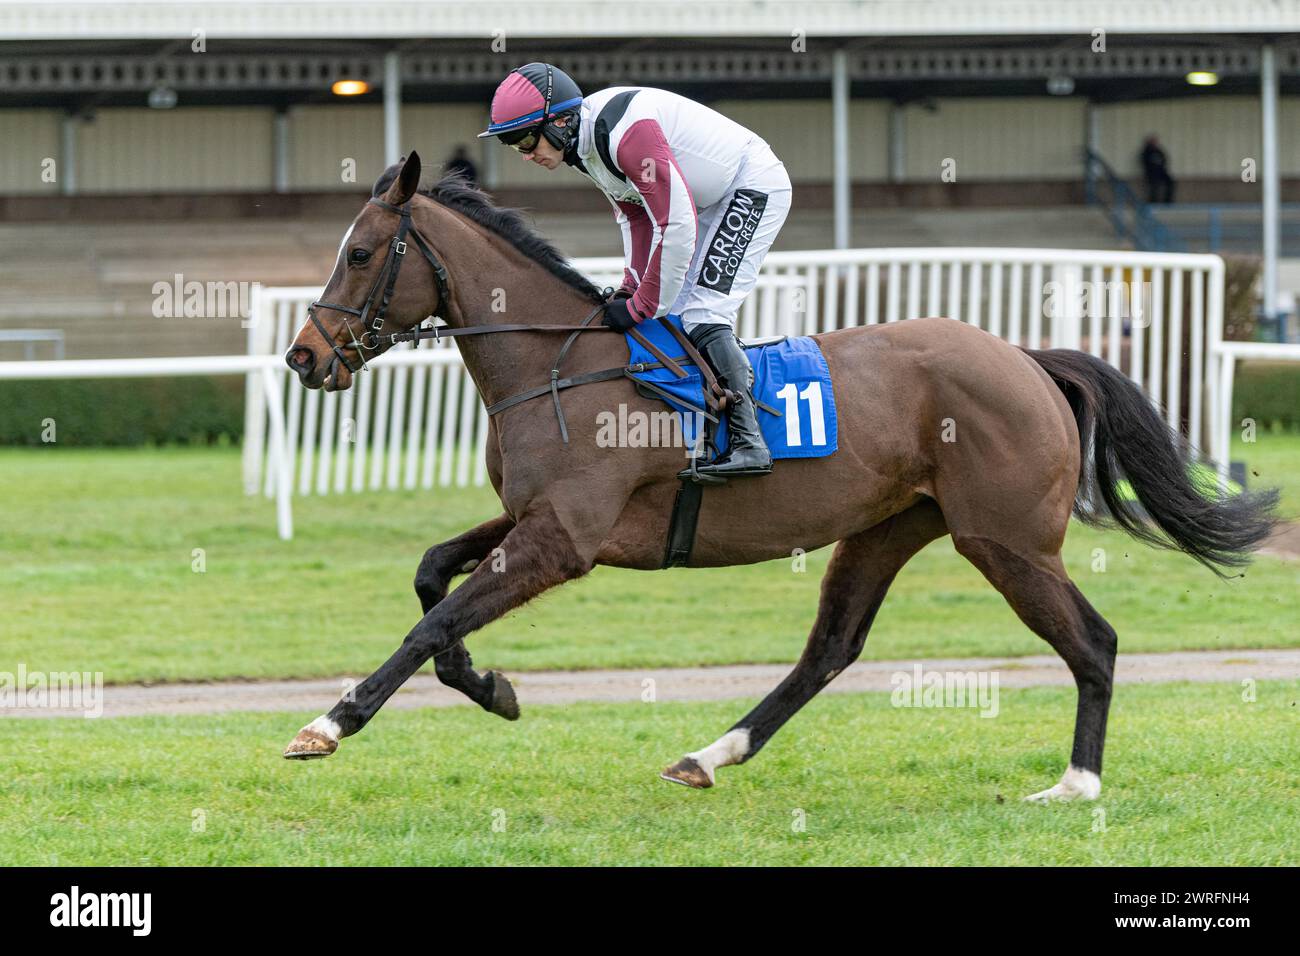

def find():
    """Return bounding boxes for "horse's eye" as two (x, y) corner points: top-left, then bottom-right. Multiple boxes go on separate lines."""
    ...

(349, 248), (371, 265)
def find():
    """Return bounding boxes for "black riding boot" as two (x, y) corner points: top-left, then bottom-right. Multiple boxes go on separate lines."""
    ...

(687, 323), (772, 478)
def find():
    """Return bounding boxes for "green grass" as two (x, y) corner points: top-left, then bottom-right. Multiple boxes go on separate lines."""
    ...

(1233, 431), (1300, 519)
(3, 681), (1296, 865)
(0, 439), (1296, 683)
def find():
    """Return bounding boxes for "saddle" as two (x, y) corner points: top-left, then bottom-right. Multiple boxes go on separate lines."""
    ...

(393, 307), (836, 569)
(620, 317), (838, 568)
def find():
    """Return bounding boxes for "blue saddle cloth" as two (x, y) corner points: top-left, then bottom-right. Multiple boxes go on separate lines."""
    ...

(624, 315), (837, 460)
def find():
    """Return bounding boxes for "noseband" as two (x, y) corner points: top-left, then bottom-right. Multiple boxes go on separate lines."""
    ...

(308, 197), (451, 375)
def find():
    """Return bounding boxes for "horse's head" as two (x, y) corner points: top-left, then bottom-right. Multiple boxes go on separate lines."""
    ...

(286, 151), (448, 391)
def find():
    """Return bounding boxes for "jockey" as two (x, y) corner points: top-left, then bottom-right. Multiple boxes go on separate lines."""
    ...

(479, 62), (791, 478)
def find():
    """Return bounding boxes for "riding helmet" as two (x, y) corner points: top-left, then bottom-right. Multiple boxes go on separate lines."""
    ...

(478, 62), (583, 151)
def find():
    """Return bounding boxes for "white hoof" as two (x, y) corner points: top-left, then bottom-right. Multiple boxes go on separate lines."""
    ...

(661, 729), (750, 789)
(283, 715), (342, 760)
(1024, 765), (1101, 803)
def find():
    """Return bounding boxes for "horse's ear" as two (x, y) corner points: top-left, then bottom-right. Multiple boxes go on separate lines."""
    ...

(385, 151), (422, 205)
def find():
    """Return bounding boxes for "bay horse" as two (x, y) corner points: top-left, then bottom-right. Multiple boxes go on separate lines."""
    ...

(282, 152), (1277, 801)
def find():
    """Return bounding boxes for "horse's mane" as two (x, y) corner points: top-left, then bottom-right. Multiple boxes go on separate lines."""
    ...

(372, 164), (606, 304)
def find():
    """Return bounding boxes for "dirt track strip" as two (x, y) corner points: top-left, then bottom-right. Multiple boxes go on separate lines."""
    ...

(5, 649), (1297, 719)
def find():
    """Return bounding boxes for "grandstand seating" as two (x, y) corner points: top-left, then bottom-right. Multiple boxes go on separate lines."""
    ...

(0, 205), (1119, 359)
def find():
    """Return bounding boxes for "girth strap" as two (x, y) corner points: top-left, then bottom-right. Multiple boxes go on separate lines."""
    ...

(663, 479), (706, 568)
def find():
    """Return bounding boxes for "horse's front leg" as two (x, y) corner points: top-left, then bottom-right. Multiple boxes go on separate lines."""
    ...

(414, 513), (521, 719)
(414, 513), (515, 612)
(284, 504), (591, 758)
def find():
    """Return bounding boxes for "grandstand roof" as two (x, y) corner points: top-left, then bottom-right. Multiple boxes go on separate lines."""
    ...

(4, 0), (1299, 41)
(4, 35), (1299, 111)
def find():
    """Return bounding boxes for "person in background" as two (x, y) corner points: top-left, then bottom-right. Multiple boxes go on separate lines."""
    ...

(1140, 135), (1175, 204)
(444, 145), (479, 187)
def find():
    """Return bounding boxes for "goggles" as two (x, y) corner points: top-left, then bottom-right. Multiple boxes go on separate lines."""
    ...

(498, 125), (543, 154)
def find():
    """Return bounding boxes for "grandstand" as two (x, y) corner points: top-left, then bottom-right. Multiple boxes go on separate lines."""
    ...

(0, 206), (1123, 358)
(1, 2), (1297, 357)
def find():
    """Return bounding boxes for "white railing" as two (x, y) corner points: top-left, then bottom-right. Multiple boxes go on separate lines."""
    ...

(0, 329), (66, 361)
(246, 247), (1229, 530)
(1212, 341), (1300, 475)
(0, 352), (296, 540)
(0, 246), (1229, 542)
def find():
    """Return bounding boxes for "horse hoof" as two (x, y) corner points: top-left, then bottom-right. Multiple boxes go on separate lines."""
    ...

(1023, 766), (1101, 803)
(660, 756), (714, 789)
(283, 727), (338, 760)
(487, 670), (520, 721)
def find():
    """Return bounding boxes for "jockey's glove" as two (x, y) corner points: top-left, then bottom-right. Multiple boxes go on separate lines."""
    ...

(601, 297), (641, 332)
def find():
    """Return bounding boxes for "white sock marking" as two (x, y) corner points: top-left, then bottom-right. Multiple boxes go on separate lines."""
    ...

(304, 715), (342, 742)
(685, 729), (751, 783)
(1024, 764), (1102, 802)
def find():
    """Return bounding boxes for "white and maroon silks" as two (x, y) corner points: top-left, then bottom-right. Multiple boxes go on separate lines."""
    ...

(568, 86), (792, 333)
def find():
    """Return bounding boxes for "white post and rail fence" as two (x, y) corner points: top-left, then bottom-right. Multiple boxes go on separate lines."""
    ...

(0, 247), (1280, 540)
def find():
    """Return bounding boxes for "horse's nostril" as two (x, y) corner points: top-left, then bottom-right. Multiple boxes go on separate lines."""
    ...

(287, 348), (314, 372)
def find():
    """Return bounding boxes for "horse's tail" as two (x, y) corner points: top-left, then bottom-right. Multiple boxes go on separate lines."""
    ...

(1026, 348), (1279, 577)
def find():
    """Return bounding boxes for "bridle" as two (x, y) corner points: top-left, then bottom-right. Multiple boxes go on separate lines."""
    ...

(302, 195), (736, 444)
(308, 196), (452, 376)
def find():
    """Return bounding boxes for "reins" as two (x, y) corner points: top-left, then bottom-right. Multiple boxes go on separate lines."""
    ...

(389, 309), (732, 443)
(311, 196), (735, 442)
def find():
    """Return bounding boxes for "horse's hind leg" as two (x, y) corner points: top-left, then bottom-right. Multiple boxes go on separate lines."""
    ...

(414, 513), (519, 720)
(951, 534), (1116, 802)
(661, 499), (948, 788)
